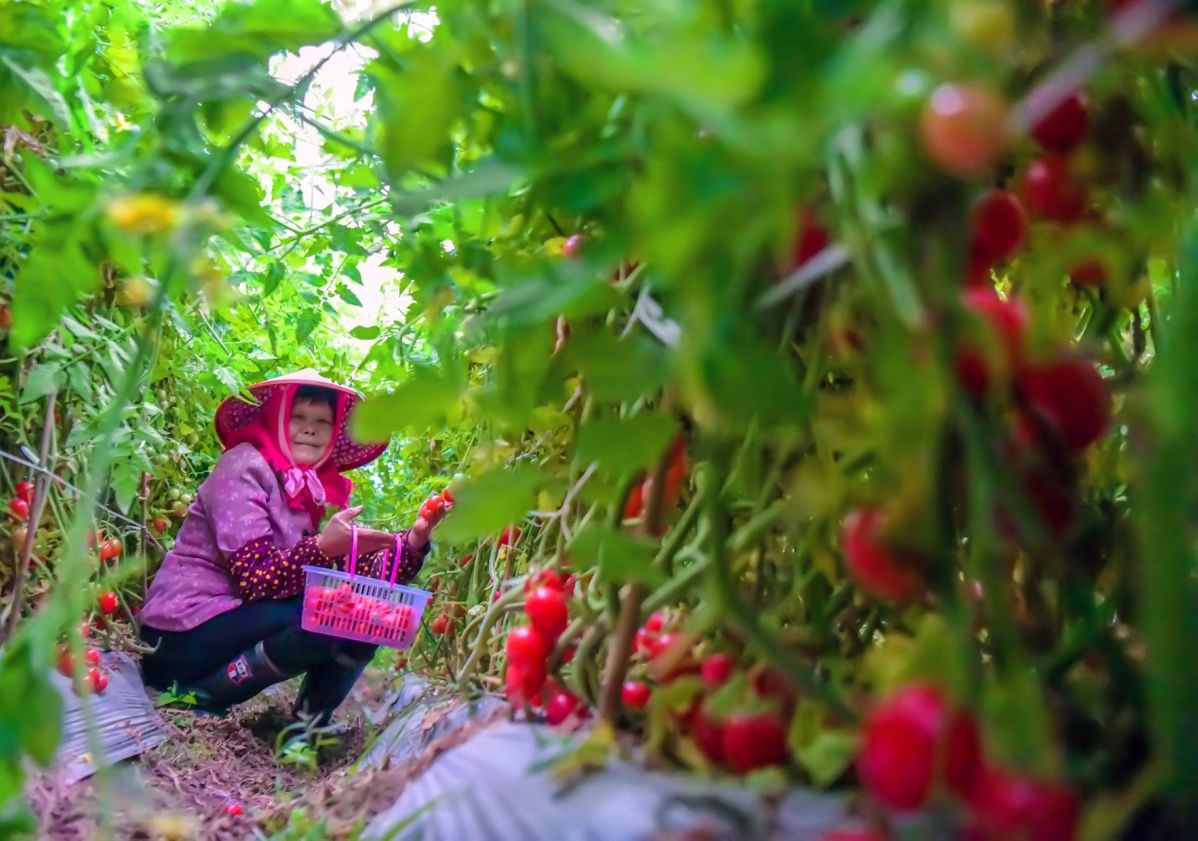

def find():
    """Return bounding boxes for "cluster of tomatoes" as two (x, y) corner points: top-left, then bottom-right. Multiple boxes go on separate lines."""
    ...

(304, 582), (418, 642)
(55, 622), (111, 695)
(842, 682), (1077, 840)
(504, 568), (578, 720)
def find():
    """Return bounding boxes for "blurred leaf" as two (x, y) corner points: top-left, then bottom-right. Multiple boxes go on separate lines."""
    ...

(352, 367), (462, 438)
(982, 670), (1057, 776)
(10, 244), (93, 350)
(489, 270), (619, 329)
(20, 363), (64, 404)
(569, 522), (663, 587)
(795, 730), (859, 788)
(435, 465), (540, 543)
(558, 330), (670, 402)
(164, 0), (342, 67)
(576, 413), (677, 479)
(0, 55), (70, 126)
(350, 325), (380, 340)
(369, 45), (457, 182)
(213, 168), (273, 228)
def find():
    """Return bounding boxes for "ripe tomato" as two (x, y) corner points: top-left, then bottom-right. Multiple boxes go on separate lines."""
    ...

(8, 497), (29, 520)
(429, 613), (451, 636)
(14, 481), (33, 502)
(151, 517), (169, 534)
(1017, 356), (1111, 451)
(79, 621), (92, 639)
(561, 234), (585, 258)
(968, 766), (1079, 841)
(525, 586), (569, 640)
(621, 680), (652, 710)
(841, 507), (924, 602)
(691, 706), (726, 764)
(957, 286), (1028, 394)
(226, 802), (245, 817)
(460, 553), (474, 568)
(623, 481), (645, 520)
(634, 627), (658, 657)
(506, 624), (549, 668)
(441, 486), (455, 505)
(86, 667), (108, 694)
(1029, 89), (1089, 154)
(1069, 260), (1107, 288)
(419, 493), (445, 521)
(1021, 156), (1088, 221)
(919, 83), (1009, 177)
(722, 711), (789, 774)
(85, 649), (101, 666)
(98, 591), (119, 616)
(99, 538), (123, 561)
(781, 206), (830, 274)
(497, 525), (522, 546)
(700, 653), (734, 689)
(643, 611), (666, 633)
(57, 647), (74, 677)
(857, 683), (981, 811)
(970, 189), (1027, 266)
(544, 691), (582, 725)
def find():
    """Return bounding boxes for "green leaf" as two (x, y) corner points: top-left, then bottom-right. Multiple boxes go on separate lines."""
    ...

(369, 46), (458, 181)
(982, 670), (1058, 776)
(576, 413), (677, 479)
(558, 330), (670, 402)
(10, 244), (93, 350)
(20, 363), (64, 404)
(489, 271), (619, 329)
(213, 168), (273, 228)
(569, 522), (663, 587)
(295, 310), (321, 343)
(352, 367), (462, 438)
(0, 55), (70, 126)
(435, 465), (541, 543)
(112, 465), (139, 515)
(337, 285), (363, 306)
(165, 0), (342, 67)
(350, 325), (380, 340)
(67, 362), (93, 402)
(795, 730), (859, 788)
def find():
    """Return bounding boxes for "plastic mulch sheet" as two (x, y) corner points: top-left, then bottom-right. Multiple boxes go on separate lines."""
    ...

(44, 652), (168, 784)
(362, 678), (848, 841)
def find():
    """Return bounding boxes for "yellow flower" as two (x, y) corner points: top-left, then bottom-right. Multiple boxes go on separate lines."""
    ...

(106, 193), (181, 235)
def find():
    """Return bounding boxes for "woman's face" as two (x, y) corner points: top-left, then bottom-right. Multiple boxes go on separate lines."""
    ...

(289, 398), (334, 466)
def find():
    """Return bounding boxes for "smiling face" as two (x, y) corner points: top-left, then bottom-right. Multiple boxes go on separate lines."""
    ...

(289, 397), (335, 466)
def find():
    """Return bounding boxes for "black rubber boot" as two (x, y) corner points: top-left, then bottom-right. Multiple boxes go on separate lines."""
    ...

(292, 643), (376, 728)
(183, 641), (297, 716)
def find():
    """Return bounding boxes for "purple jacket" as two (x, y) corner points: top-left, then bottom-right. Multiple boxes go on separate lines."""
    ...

(141, 443), (423, 632)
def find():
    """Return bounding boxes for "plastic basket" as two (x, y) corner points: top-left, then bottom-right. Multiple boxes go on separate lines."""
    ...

(300, 528), (432, 650)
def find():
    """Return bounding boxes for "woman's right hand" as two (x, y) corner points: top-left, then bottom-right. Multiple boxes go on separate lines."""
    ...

(316, 506), (394, 557)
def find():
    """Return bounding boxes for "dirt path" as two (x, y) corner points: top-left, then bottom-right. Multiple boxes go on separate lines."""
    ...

(29, 668), (400, 840)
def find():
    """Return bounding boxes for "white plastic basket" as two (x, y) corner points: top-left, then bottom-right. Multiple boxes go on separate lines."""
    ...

(300, 528), (431, 650)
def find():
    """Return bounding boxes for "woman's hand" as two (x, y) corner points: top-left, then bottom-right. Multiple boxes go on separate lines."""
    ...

(409, 492), (451, 550)
(317, 506), (394, 557)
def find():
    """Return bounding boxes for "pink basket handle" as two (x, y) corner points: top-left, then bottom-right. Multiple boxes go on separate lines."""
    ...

(388, 533), (404, 586)
(347, 524), (359, 577)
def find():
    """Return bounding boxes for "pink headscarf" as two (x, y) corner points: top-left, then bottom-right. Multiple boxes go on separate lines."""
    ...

(223, 384), (353, 529)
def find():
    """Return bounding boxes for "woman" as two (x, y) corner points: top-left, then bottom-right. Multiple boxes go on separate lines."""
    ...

(139, 370), (444, 725)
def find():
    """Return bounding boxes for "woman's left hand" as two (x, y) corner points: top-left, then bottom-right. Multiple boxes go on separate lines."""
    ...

(409, 492), (451, 549)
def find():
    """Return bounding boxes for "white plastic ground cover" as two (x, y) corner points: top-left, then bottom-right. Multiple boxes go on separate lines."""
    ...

(44, 652), (168, 784)
(362, 680), (849, 841)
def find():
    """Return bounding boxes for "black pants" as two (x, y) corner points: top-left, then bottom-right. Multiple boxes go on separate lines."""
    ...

(140, 597), (376, 713)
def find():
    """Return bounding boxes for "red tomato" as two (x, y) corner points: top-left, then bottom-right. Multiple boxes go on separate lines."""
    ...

(722, 711), (789, 774)
(504, 659), (546, 707)
(621, 680), (652, 710)
(498, 525), (522, 546)
(8, 497), (29, 520)
(226, 802), (245, 817)
(430, 613), (451, 636)
(957, 286), (1029, 394)
(968, 766), (1080, 841)
(98, 591), (119, 616)
(1028, 89), (1089, 154)
(151, 516), (169, 534)
(623, 481), (645, 520)
(691, 707), (727, 764)
(857, 683), (981, 811)
(1017, 356), (1111, 451)
(561, 234), (585, 258)
(419, 493), (445, 521)
(79, 621), (91, 639)
(643, 611), (666, 633)
(700, 653), (734, 689)
(544, 691), (582, 725)
(57, 647), (74, 677)
(85, 649), (101, 666)
(1069, 260), (1107, 288)
(14, 481), (33, 502)
(441, 486), (455, 505)
(841, 507), (924, 602)
(525, 586), (568, 640)
(86, 667), (108, 694)
(460, 553), (474, 568)
(820, 830), (888, 841)
(1021, 156), (1088, 222)
(970, 189), (1027, 266)
(506, 625), (549, 668)
(781, 206), (830, 274)
(919, 83), (1009, 177)
(99, 538), (123, 561)
(524, 568), (563, 592)
(634, 627), (658, 657)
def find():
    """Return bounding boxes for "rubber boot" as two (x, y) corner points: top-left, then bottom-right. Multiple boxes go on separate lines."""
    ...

(292, 643), (375, 728)
(183, 640), (297, 716)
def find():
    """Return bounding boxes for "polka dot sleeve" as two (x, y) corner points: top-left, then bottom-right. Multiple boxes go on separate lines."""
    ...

(227, 535), (336, 601)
